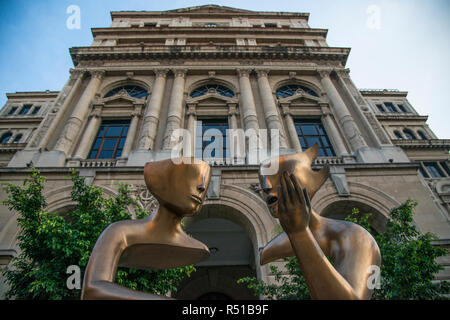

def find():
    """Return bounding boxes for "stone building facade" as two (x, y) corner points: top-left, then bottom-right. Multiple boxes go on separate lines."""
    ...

(0, 5), (449, 299)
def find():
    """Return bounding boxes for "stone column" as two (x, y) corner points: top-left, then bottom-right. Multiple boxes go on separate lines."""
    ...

(280, 104), (302, 152)
(138, 69), (168, 150)
(237, 69), (259, 132)
(227, 103), (239, 130)
(334, 69), (385, 147)
(73, 104), (102, 159)
(37, 68), (85, 149)
(318, 69), (366, 151)
(162, 69), (187, 150)
(321, 110), (348, 157)
(186, 103), (197, 157)
(256, 69), (287, 148)
(121, 104), (143, 159)
(54, 70), (105, 155)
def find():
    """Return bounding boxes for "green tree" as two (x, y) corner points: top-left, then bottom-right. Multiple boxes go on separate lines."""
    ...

(2, 168), (194, 300)
(238, 200), (449, 300)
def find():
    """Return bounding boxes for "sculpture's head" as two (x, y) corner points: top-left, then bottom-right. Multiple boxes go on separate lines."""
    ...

(144, 158), (211, 217)
(259, 144), (329, 218)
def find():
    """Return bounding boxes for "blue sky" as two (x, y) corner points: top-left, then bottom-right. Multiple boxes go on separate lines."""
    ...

(0, 0), (449, 138)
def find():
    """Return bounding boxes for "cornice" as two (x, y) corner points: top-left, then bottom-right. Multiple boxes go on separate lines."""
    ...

(70, 45), (350, 66)
(392, 139), (450, 149)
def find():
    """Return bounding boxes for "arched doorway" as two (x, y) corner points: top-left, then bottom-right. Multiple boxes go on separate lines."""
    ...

(174, 205), (259, 300)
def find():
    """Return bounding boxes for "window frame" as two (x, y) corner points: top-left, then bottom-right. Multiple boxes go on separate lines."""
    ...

(196, 117), (230, 161)
(292, 118), (336, 157)
(88, 120), (130, 160)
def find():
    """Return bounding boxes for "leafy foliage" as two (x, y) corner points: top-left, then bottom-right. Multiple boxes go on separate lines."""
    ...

(238, 200), (449, 300)
(2, 168), (194, 300)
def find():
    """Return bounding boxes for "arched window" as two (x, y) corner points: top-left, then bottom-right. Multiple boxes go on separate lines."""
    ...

(276, 84), (319, 98)
(1, 132), (12, 143)
(104, 85), (148, 99)
(13, 134), (23, 143)
(403, 129), (416, 140)
(394, 130), (403, 139)
(190, 84), (234, 98)
(417, 130), (427, 140)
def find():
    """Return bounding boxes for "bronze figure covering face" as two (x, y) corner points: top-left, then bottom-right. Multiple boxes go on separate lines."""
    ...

(259, 144), (381, 300)
(81, 158), (211, 300)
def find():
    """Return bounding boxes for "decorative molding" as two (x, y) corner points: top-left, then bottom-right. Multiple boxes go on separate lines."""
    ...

(173, 69), (187, 78)
(236, 68), (251, 78)
(154, 68), (169, 78)
(255, 69), (269, 78)
(90, 70), (105, 79)
(317, 68), (332, 79)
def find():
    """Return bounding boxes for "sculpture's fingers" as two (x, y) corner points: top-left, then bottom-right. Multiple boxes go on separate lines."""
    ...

(289, 173), (304, 206)
(284, 171), (296, 204)
(279, 172), (289, 210)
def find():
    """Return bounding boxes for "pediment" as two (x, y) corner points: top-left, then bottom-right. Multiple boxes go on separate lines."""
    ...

(167, 5), (254, 15)
(102, 94), (145, 106)
(186, 93), (238, 105)
(278, 92), (320, 104)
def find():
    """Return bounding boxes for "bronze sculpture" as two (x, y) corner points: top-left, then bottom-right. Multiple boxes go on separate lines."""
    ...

(258, 144), (381, 300)
(81, 157), (211, 300)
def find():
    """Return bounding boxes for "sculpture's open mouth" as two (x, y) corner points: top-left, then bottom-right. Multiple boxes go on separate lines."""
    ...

(191, 194), (203, 204)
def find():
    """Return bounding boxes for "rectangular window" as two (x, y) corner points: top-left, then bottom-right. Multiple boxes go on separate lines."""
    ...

(418, 164), (429, 178)
(384, 102), (397, 113)
(88, 120), (130, 159)
(19, 104), (32, 115)
(439, 161), (450, 176)
(424, 162), (445, 178)
(196, 118), (229, 161)
(376, 104), (385, 113)
(265, 23), (278, 28)
(8, 106), (18, 115)
(397, 104), (408, 112)
(293, 119), (335, 157)
(31, 106), (41, 115)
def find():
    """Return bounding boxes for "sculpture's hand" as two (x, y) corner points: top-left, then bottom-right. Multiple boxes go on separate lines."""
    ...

(278, 171), (311, 234)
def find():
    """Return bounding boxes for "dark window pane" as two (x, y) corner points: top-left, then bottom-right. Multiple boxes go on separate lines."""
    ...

(276, 84), (319, 98)
(376, 104), (385, 113)
(1, 132), (12, 143)
(102, 138), (117, 149)
(93, 138), (102, 149)
(8, 107), (18, 115)
(99, 150), (114, 159)
(418, 165), (428, 178)
(318, 148), (326, 157)
(394, 131), (403, 139)
(403, 129), (416, 140)
(306, 136), (321, 147)
(398, 104), (408, 112)
(31, 106), (41, 115)
(321, 136), (329, 147)
(417, 131), (427, 140)
(190, 84), (234, 98)
(104, 85), (148, 99)
(13, 134), (22, 143)
(300, 125), (317, 135)
(19, 105), (32, 115)
(115, 150), (122, 158)
(89, 150), (97, 159)
(424, 162), (444, 178)
(122, 125), (129, 136)
(440, 162), (450, 176)
(105, 126), (123, 137)
(384, 102), (397, 113)
(118, 137), (126, 149)
(199, 118), (228, 160)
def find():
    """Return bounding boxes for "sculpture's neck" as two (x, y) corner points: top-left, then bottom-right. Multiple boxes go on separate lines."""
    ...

(150, 205), (184, 234)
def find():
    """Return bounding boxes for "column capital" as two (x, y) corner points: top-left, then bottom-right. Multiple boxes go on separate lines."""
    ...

(132, 104), (144, 117)
(69, 68), (86, 79)
(90, 104), (103, 118)
(280, 104), (291, 116)
(317, 68), (332, 80)
(335, 68), (350, 78)
(228, 103), (239, 116)
(154, 68), (169, 78)
(90, 70), (106, 80)
(186, 103), (197, 116)
(255, 69), (269, 78)
(173, 69), (187, 78)
(236, 68), (251, 78)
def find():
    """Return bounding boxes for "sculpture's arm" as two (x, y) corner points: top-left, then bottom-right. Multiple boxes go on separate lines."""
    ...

(278, 172), (379, 300)
(81, 222), (172, 300)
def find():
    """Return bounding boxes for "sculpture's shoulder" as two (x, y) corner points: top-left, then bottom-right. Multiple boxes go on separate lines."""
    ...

(95, 218), (147, 246)
(324, 217), (379, 254)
